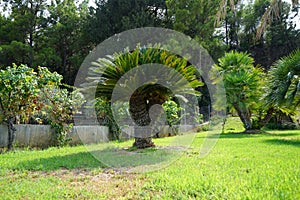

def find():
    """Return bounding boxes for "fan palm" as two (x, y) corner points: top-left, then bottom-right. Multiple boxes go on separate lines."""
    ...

(87, 45), (203, 148)
(212, 51), (264, 130)
(265, 49), (300, 113)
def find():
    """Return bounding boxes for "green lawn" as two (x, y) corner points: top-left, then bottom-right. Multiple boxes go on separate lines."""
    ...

(0, 118), (299, 199)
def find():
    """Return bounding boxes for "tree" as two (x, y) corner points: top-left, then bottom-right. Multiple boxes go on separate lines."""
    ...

(263, 1), (300, 67)
(0, 0), (90, 85)
(265, 49), (300, 114)
(212, 51), (264, 131)
(166, 0), (225, 60)
(256, 0), (299, 38)
(40, 0), (89, 85)
(0, 13), (34, 67)
(85, 0), (170, 46)
(0, 0), (48, 67)
(238, 0), (270, 66)
(87, 45), (202, 148)
(0, 64), (39, 149)
(215, 0), (299, 38)
(0, 64), (84, 149)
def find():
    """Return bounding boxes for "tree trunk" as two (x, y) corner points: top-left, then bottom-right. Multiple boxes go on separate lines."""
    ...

(129, 91), (154, 148)
(7, 117), (16, 150)
(260, 107), (274, 126)
(129, 87), (168, 148)
(234, 105), (253, 130)
(133, 137), (155, 148)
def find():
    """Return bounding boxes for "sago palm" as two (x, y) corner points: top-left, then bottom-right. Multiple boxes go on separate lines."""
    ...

(87, 45), (203, 148)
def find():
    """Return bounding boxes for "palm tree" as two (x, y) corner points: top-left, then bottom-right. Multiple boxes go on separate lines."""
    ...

(265, 49), (300, 113)
(88, 45), (203, 148)
(215, 0), (299, 39)
(212, 51), (264, 130)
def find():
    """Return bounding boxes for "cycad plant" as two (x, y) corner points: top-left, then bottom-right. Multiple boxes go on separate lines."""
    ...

(266, 49), (300, 114)
(87, 45), (203, 148)
(212, 51), (264, 131)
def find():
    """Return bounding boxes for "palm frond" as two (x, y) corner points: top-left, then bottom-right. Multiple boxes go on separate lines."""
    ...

(86, 45), (203, 100)
(215, 0), (237, 26)
(266, 49), (300, 110)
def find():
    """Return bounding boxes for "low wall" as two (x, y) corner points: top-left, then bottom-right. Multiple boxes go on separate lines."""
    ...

(0, 124), (195, 147)
(119, 125), (197, 139)
(0, 125), (109, 148)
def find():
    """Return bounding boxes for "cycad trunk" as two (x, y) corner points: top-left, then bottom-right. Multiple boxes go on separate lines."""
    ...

(129, 92), (155, 148)
(133, 137), (155, 148)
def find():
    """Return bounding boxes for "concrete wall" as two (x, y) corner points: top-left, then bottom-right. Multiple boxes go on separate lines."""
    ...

(119, 125), (196, 139)
(0, 125), (109, 148)
(0, 124), (194, 147)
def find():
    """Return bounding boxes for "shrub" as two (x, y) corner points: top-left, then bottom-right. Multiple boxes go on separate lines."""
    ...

(265, 122), (297, 130)
(162, 100), (183, 126)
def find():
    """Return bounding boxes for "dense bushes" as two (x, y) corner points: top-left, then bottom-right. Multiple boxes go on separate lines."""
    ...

(0, 65), (84, 148)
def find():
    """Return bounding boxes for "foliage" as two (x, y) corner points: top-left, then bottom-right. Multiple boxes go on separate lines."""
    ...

(166, 0), (225, 60)
(212, 51), (264, 130)
(94, 97), (122, 140)
(0, 0), (89, 85)
(194, 113), (204, 124)
(87, 45), (203, 148)
(196, 123), (209, 132)
(265, 49), (300, 113)
(85, 0), (170, 45)
(265, 122), (297, 130)
(0, 64), (39, 122)
(0, 64), (39, 149)
(89, 45), (202, 99)
(216, 0), (300, 68)
(0, 0), (299, 86)
(36, 67), (85, 146)
(0, 64), (84, 148)
(44, 0), (89, 84)
(162, 100), (183, 126)
(41, 88), (84, 146)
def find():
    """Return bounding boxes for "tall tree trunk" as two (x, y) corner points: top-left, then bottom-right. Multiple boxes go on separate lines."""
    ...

(7, 117), (16, 150)
(129, 91), (155, 148)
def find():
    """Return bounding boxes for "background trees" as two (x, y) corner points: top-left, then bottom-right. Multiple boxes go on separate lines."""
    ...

(166, 0), (225, 60)
(0, 0), (89, 85)
(85, 0), (170, 46)
(0, 0), (299, 84)
(0, 0), (299, 140)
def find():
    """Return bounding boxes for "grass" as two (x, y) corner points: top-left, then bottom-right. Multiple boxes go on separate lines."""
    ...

(0, 117), (299, 199)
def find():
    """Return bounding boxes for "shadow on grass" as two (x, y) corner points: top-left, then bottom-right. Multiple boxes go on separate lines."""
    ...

(220, 133), (263, 139)
(264, 138), (300, 147)
(14, 146), (183, 172)
(264, 133), (299, 137)
(220, 130), (300, 139)
(14, 151), (104, 171)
